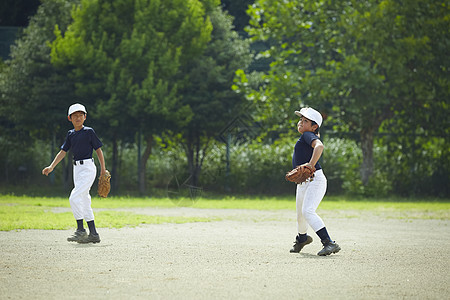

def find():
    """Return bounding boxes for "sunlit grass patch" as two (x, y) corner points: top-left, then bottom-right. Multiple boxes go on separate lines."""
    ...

(0, 205), (74, 231)
(0, 204), (216, 231)
(0, 194), (448, 231)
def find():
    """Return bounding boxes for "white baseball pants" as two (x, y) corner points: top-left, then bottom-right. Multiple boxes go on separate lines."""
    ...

(69, 158), (96, 221)
(296, 169), (327, 233)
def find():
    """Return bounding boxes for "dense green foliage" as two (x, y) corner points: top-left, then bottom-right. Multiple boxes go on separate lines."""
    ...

(0, 0), (448, 198)
(50, 0), (216, 193)
(235, 0), (449, 194)
(177, 6), (252, 187)
(0, 0), (80, 187)
(2, 134), (447, 198)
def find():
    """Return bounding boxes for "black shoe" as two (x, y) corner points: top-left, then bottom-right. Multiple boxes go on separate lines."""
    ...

(77, 233), (101, 244)
(290, 235), (313, 253)
(67, 230), (87, 242)
(317, 240), (341, 256)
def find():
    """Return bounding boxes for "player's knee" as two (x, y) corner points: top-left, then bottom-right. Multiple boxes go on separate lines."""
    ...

(69, 193), (84, 205)
(302, 207), (316, 220)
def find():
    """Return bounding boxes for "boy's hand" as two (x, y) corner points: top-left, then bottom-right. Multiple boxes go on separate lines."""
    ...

(42, 166), (54, 176)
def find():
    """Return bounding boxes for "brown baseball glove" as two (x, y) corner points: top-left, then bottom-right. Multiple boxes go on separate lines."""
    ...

(97, 170), (111, 198)
(285, 163), (316, 184)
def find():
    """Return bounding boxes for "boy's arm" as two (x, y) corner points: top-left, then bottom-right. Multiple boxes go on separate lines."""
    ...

(309, 139), (324, 166)
(42, 150), (67, 176)
(95, 147), (107, 176)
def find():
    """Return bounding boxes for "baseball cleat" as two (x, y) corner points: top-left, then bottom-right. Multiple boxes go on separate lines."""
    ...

(67, 230), (87, 242)
(290, 235), (313, 253)
(77, 233), (101, 244)
(317, 240), (341, 256)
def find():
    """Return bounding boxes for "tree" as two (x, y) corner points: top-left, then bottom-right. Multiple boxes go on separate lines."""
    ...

(1, 0), (79, 138)
(241, 0), (449, 186)
(50, 0), (214, 193)
(0, 0), (80, 187)
(177, 5), (252, 187)
(376, 1), (449, 196)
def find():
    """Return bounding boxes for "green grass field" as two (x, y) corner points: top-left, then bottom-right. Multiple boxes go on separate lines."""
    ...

(1, 194), (448, 231)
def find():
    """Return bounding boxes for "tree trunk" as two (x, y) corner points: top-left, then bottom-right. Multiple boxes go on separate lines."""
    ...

(185, 133), (210, 188)
(186, 138), (196, 186)
(192, 135), (201, 187)
(360, 128), (374, 185)
(138, 135), (153, 194)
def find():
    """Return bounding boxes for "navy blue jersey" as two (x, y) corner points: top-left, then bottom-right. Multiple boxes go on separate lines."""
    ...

(292, 131), (322, 170)
(61, 126), (103, 161)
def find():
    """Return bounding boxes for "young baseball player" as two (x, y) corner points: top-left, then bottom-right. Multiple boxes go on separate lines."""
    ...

(42, 103), (106, 244)
(289, 107), (341, 256)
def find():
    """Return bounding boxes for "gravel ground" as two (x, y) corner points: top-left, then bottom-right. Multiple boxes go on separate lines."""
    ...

(0, 207), (449, 300)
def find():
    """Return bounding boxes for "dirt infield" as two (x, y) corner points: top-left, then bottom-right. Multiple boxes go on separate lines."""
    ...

(0, 207), (449, 299)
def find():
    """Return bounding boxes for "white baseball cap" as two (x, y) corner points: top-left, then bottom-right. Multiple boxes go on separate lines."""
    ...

(295, 107), (323, 127)
(68, 103), (87, 116)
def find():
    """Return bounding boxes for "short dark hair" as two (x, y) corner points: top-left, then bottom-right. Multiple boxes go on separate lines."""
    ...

(311, 121), (320, 135)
